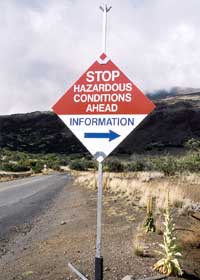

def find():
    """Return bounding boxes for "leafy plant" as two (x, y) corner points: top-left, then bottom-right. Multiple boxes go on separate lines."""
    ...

(153, 192), (183, 276)
(104, 159), (124, 172)
(31, 161), (44, 173)
(185, 138), (200, 151)
(69, 158), (96, 171)
(153, 156), (177, 176)
(126, 161), (145, 172)
(144, 196), (156, 233)
(1, 162), (30, 172)
(178, 152), (200, 173)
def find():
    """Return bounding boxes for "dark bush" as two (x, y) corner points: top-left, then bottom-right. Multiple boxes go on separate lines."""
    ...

(104, 159), (125, 172)
(69, 153), (83, 160)
(47, 160), (57, 168)
(185, 138), (200, 151)
(69, 158), (96, 171)
(58, 158), (68, 165)
(69, 160), (87, 171)
(178, 152), (200, 173)
(126, 161), (145, 172)
(1, 162), (30, 172)
(32, 161), (44, 173)
(152, 156), (177, 176)
(83, 159), (97, 170)
(48, 161), (61, 171)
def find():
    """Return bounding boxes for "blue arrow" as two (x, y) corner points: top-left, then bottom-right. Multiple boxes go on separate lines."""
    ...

(84, 130), (120, 142)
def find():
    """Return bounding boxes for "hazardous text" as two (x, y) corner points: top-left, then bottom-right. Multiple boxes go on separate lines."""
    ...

(73, 70), (133, 113)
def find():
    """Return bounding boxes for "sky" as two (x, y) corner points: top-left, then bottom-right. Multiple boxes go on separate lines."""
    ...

(0, 0), (200, 115)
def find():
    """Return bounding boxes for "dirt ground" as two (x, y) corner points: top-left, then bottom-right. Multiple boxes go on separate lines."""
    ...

(0, 176), (199, 280)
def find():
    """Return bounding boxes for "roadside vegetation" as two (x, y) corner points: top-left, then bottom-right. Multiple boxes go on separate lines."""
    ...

(103, 139), (200, 175)
(0, 149), (68, 173)
(0, 138), (199, 174)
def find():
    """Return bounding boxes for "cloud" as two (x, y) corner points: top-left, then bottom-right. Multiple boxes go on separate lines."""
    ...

(0, 0), (200, 114)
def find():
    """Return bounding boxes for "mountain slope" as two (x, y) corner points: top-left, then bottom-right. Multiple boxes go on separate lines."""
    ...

(120, 92), (200, 153)
(0, 91), (199, 155)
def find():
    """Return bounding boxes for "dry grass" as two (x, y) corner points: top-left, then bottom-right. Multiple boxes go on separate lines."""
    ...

(73, 171), (200, 210)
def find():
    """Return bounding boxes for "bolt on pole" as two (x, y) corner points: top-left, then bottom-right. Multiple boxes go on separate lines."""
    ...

(95, 5), (112, 280)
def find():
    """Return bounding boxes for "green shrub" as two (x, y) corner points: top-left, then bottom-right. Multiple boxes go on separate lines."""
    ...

(150, 151), (200, 175)
(185, 138), (200, 151)
(69, 159), (87, 171)
(126, 161), (145, 172)
(178, 152), (200, 173)
(2, 149), (29, 162)
(42, 153), (69, 169)
(69, 153), (84, 160)
(104, 159), (125, 172)
(46, 160), (60, 170)
(69, 158), (96, 171)
(58, 158), (68, 165)
(32, 161), (44, 173)
(152, 156), (177, 176)
(1, 162), (30, 172)
(84, 159), (97, 170)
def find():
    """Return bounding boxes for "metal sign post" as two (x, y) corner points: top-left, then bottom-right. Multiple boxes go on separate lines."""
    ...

(95, 5), (111, 280)
(95, 160), (103, 280)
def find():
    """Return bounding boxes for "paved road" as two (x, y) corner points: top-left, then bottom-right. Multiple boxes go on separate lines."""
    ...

(0, 173), (69, 237)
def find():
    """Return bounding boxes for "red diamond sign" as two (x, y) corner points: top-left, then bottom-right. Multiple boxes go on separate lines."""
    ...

(52, 54), (155, 162)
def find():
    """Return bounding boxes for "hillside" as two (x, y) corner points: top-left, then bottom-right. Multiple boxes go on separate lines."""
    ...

(0, 90), (199, 155)
(121, 90), (200, 153)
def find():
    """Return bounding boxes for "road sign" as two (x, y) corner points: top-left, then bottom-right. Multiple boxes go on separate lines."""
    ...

(52, 53), (155, 162)
(54, 5), (156, 280)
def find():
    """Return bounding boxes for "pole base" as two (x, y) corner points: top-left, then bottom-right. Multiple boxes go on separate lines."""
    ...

(95, 256), (103, 280)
